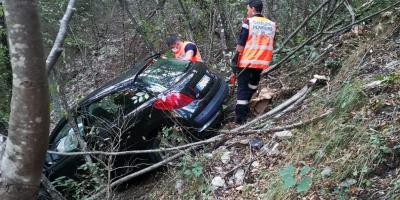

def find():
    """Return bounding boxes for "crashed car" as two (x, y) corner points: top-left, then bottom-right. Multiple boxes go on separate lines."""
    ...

(44, 54), (229, 182)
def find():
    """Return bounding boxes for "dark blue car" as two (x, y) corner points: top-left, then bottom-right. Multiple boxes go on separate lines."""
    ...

(44, 54), (229, 182)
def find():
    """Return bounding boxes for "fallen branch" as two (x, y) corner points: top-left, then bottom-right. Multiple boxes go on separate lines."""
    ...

(239, 110), (333, 135)
(47, 134), (225, 156)
(86, 149), (190, 200)
(273, 86), (312, 119)
(227, 76), (320, 133)
(46, 0), (77, 74)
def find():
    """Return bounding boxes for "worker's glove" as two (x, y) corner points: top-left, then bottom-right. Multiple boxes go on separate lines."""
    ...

(230, 51), (240, 75)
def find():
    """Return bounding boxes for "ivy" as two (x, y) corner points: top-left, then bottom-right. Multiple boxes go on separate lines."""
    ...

(279, 163), (314, 193)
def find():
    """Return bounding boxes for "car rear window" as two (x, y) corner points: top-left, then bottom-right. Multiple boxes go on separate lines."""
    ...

(137, 58), (190, 93)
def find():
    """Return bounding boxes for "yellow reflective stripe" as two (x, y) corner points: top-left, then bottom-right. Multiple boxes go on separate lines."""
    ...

(244, 44), (273, 51)
(239, 60), (271, 65)
(248, 84), (258, 89)
(237, 100), (249, 105)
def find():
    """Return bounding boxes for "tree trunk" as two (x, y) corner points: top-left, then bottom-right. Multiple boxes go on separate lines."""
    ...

(0, 0), (49, 199)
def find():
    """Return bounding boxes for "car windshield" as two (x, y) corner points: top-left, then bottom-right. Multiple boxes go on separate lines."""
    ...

(137, 58), (190, 93)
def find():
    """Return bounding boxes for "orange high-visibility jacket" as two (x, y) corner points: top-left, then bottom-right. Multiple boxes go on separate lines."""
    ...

(239, 16), (276, 69)
(175, 41), (203, 62)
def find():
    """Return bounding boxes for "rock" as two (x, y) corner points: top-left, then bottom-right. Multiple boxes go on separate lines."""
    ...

(221, 151), (231, 164)
(234, 168), (246, 185)
(273, 130), (293, 138)
(227, 176), (235, 186)
(251, 161), (260, 168)
(235, 186), (244, 191)
(321, 167), (332, 178)
(249, 137), (264, 150)
(203, 153), (213, 159)
(214, 167), (224, 173)
(175, 179), (184, 194)
(211, 176), (226, 188)
(339, 179), (357, 188)
(268, 143), (280, 156)
(261, 143), (280, 156)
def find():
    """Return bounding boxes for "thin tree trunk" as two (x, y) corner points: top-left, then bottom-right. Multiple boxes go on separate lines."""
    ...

(0, 0), (49, 199)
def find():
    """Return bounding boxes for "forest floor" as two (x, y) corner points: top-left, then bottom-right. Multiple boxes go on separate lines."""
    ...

(110, 14), (400, 200)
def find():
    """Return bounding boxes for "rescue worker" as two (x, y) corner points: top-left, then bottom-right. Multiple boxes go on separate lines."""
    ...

(231, 0), (276, 124)
(165, 34), (203, 62)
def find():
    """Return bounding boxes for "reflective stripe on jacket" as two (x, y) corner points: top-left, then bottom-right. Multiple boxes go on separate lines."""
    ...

(238, 17), (276, 69)
(174, 41), (203, 62)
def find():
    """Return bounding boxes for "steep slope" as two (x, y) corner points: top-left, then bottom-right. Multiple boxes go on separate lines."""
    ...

(118, 12), (400, 200)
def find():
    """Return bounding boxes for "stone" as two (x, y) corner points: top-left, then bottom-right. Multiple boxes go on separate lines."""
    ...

(234, 168), (246, 185)
(339, 179), (357, 188)
(249, 137), (264, 150)
(175, 179), (184, 194)
(212, 176), (226, 188)
(321, 167), (332, 178)
(273, 130), (293, 138)
(203, 153), (213, 159)
(221, 151), (231, 164)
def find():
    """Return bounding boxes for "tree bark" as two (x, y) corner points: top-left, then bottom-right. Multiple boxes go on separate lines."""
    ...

(0, 0), (49, 199)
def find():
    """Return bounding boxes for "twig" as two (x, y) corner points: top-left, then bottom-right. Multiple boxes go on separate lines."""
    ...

(47, 134), (225, 156)
(86, 149), (190, 200)
(46, 0), (77, 74)
(275, 0), (330, 54)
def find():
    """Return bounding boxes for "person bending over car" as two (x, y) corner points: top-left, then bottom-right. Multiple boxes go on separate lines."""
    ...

(165, 34), (203, 62)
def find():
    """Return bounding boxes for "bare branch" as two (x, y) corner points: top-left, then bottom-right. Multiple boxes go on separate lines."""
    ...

(238, 110), (333, 135)
(47, 134), (225, 156)
(46, 0), (77, 75)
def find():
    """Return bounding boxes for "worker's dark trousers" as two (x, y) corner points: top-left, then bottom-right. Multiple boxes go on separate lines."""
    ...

(236, 68), (262, 124)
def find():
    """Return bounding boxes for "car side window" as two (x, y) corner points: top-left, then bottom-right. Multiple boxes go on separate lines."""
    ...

(87, 89), (150, 127)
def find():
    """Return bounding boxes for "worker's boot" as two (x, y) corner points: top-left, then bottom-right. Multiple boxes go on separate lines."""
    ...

(235, 104), (250, 124)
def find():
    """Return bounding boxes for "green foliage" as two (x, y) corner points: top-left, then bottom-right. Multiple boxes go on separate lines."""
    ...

(52, 162), (106, 200)
(376, 73), (400, 85)
(183, 161), (203, 179)
(177, 154), (211, 199)
(334, 82), (365, 114)
(278, 163), (313, 193)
